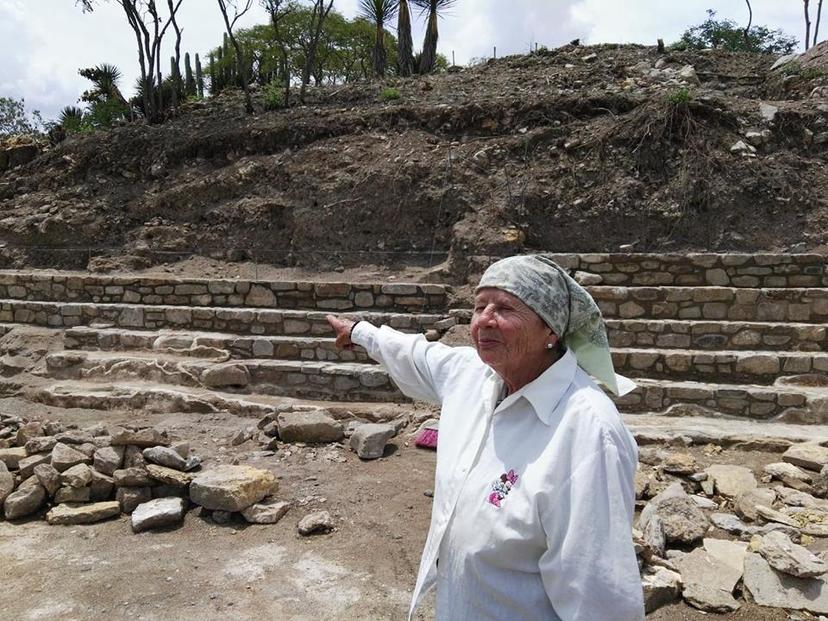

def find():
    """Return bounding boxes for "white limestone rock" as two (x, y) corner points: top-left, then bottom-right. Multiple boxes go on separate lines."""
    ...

(131, 497), (187, 533)
(349, 423), (396, 460)
(190, 465), (277, 512)
(758, 530), (828, 578)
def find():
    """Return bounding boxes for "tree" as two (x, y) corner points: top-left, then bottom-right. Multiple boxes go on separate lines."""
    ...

(300, 0), (335, 102)
(412, 0), (456, 74)
(208, 8), (399, 91)
(359, 0), (397, 77)
(76, 1), (185, 123)
(805, 0), (812, 48)
(217, 0), (255, 113)
(396, 0), (413, 76)
(0, 97), (44, 138)
(261, 0), (297, 106)
(675, 9), (797, 55)
(804, 0), (825, 48)
(743, 0), (752, 45)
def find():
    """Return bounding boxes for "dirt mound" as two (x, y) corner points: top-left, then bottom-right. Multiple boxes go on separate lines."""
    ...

(0, 43), (826, 282)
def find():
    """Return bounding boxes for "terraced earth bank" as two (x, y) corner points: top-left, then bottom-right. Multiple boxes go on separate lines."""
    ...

(0, 42), (827, 278)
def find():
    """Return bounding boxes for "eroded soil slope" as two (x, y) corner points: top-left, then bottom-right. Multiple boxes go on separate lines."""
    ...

(1, 43), (827, 280)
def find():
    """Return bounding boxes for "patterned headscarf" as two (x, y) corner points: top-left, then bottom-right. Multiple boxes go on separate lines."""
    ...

(476, 255), (635, 396)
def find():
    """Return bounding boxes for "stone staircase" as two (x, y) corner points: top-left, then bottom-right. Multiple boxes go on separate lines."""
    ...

(0, 253), (825, 426)
(0, 273), (452, 414)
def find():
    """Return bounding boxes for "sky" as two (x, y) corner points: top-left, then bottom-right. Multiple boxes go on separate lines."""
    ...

(0, 0), (819, 122)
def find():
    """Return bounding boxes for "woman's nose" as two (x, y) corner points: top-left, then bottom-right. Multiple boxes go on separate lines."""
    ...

(478, 307), (496, 325)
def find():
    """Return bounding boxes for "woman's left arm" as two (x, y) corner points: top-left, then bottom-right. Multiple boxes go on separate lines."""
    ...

(537, 432), (644, 621)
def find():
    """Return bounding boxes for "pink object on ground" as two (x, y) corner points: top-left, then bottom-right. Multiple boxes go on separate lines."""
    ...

(414, 422), (439, 449)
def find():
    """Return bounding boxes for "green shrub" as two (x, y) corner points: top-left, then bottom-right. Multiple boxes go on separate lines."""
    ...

(379, 87), (401, 102)
(674, 9), (797, 55)
(667, 88), (692, 105)
(263, 81), (285, 110)
(777, 61), (823, 79)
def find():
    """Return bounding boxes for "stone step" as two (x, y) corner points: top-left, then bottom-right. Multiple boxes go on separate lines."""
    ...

(0, 299), (451, 336)
(44, 351), (404, 403)
(30, 380), (281, 418)
(546, 253), (827, 287)
(28, 380), (407, 420)
(622, 413), (828, 448)
(606, 319), (827, 352)
(63, 326), (373, 363)
(590, 286), (828, 324)
(0, 271), (450, 312)
(615, 378), (828, 423)
(613, 348), (828, 385)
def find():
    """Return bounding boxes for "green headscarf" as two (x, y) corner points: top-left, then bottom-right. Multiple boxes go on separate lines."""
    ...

(476, 255), (635, 396)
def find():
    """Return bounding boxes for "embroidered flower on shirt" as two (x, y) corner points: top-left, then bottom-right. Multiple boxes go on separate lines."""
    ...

(487, 469), (519, 507)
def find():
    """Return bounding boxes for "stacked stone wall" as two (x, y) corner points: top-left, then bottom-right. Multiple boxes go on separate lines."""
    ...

(0, 300), (449, 335)
(591, 286), (828, 323)
(0, 273), (448, 313)
(544, 253), (827, 287)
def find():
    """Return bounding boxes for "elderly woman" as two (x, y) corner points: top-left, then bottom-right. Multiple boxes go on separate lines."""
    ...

(327, 255), (644, 621)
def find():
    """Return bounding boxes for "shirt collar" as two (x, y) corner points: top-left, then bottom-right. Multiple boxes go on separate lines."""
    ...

(494, 349), (577, 426)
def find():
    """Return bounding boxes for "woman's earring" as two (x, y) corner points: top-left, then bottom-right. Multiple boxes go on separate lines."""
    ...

(546, 343), (555, 350)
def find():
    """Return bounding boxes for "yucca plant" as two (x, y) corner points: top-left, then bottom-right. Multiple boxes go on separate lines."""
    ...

(397, 0), (414, 76)
(412, 0), (457, 73)
(359, 0), (398, 77)
(79, 63), (128, 107)
(59, 106), (86, 133)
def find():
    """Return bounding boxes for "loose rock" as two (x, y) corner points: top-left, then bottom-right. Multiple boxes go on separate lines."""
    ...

(117, 486), (153, 514)
(298, 510), (334, 535)
(33, 463), (61, 496)
(241, 499), (291, 524)
(46, 501), (120, 525)
(190, 465), (277, 512)
(143, 446), (188, 471)
(93, 446), (124, 475)
(706, 464), (757, 498)
(113, 467), (151, 487)
(131, 497), (187, 533)
(784, 444), (828, 472)
(277, 410), (344, 444)
(641, 566), (682, 613)
(350, 423), (395, 459)
(744, 552), (828, 614)
(110, 427), (169, 448)
(51, 442), (92, 472)
(3, 478), (46, 519)
(54, 485), (91, 504)
(759, 530), (828, 578)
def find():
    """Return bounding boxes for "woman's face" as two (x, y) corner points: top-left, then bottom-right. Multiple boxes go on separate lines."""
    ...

(471, 287), (556, 379)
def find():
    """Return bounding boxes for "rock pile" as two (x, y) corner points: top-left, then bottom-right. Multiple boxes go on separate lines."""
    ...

(253, 404), (402, 460)
(0, 412), (293, 532)
(636, 444), (828, 615)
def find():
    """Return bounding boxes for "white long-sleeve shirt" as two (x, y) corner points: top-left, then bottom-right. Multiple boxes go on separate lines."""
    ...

(351, 322), (644, 621)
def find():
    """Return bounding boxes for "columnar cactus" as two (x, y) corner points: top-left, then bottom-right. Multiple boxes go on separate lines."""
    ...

(184, 52), (195, 97)
(195, 54), (204, 98)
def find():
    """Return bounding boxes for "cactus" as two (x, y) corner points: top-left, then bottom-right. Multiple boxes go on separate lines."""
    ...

(215, 47), (223, 93)
(184, 52), (195, 97)
(195, 53), (204, 98)
(223, 33), (232, 85)
(170, 56), (179, 110)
